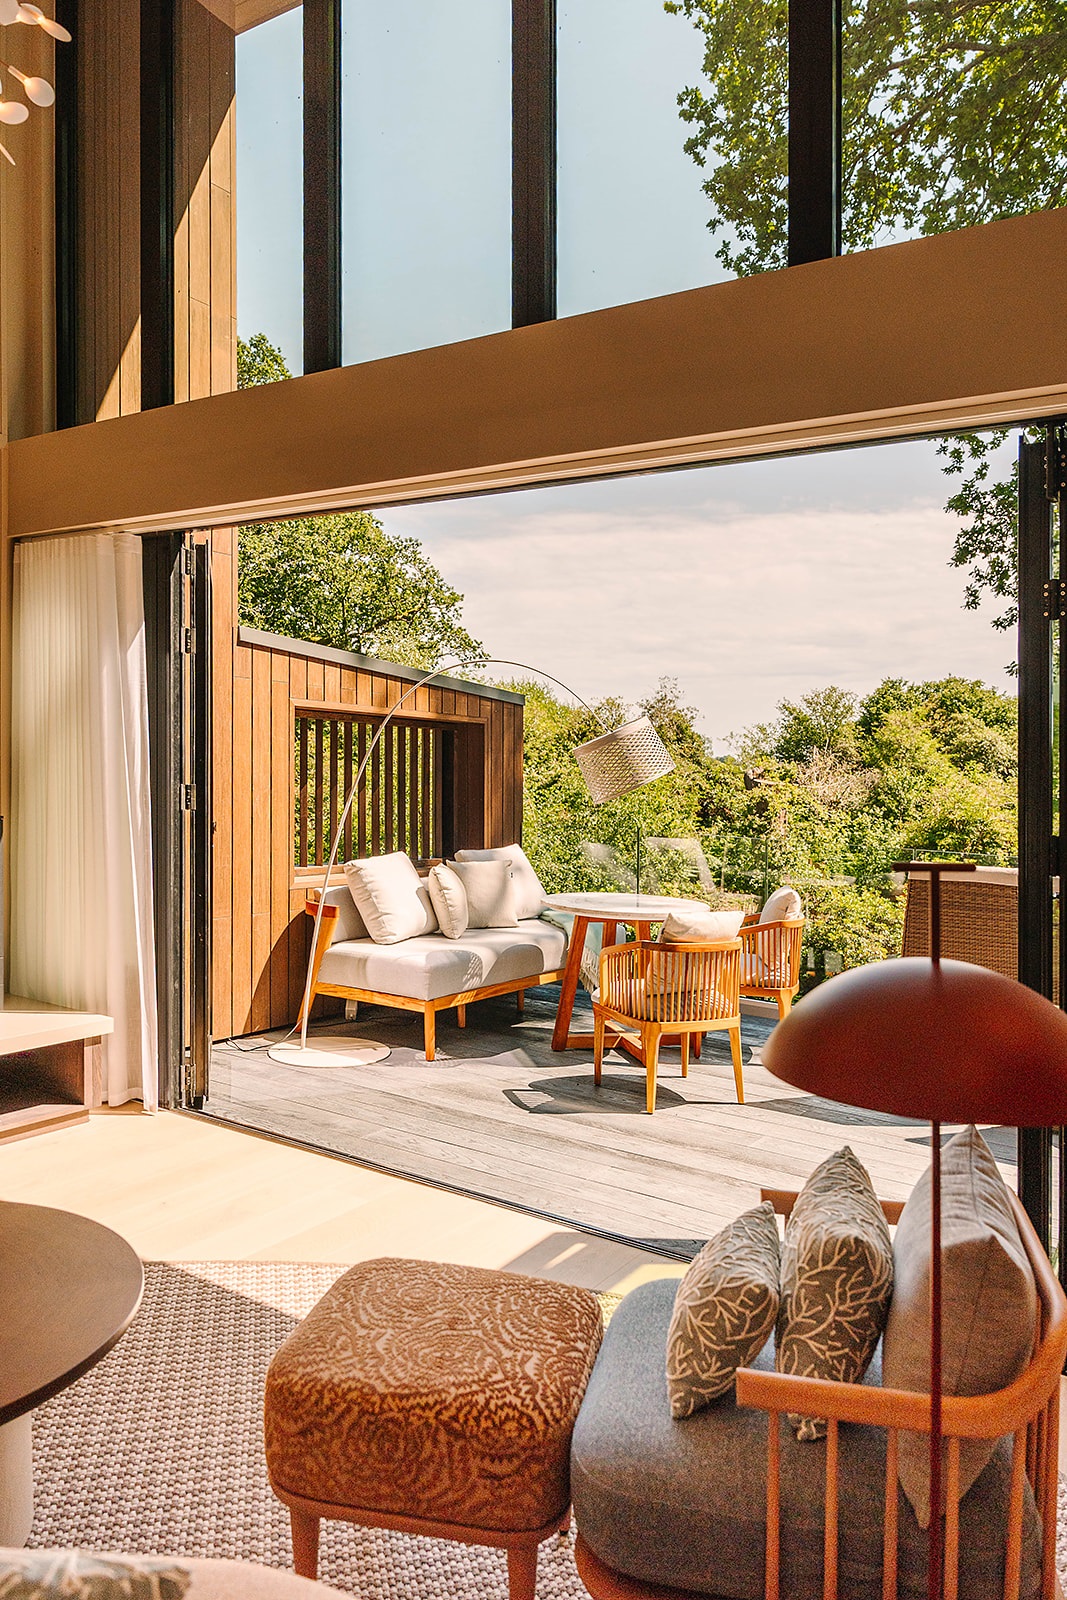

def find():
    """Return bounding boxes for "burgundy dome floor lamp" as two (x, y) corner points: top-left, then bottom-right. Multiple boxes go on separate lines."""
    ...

(269, 659), (674, 1068)
(762, 860), (1067, 1600)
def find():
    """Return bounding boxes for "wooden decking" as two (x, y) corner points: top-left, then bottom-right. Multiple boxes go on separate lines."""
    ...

(204, 983), (1016, 1260)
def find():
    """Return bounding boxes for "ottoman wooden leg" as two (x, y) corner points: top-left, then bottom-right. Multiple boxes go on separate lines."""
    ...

(506, 1545), (538, 1600)
(290, 1508), (321, 1579)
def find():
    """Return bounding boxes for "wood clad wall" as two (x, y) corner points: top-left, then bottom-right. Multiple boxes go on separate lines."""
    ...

(73, 0), (236, 423)
(211, 594), (526, 1040)
(175, 0), (237, 403)
(74, 0), (141, 421)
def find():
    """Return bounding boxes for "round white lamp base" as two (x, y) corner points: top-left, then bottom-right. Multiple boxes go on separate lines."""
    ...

(267, 1037), (390, 1068)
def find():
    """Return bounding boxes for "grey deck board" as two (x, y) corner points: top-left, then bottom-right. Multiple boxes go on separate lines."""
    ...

(204, 984), (1016, 1258)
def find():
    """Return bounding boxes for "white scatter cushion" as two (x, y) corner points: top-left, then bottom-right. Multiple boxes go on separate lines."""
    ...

(454, 844), (547, 920)
(882, 1125), (1037, 1528)
(448, 858), (518, 928)
(0, 1552), (191, 1600)
(657, 909), (745, 944)
(342, 852), (437, 944)
(317, 885), (367, 943)
(760, 886), (803, 923)
(666, 1201), (781, 1418)
(427, 864), (469, 939)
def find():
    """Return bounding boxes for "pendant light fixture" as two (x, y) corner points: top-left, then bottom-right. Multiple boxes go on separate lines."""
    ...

(0, 0), (70, 165)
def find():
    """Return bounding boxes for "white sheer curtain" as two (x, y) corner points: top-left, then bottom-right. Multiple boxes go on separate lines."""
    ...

(10, 533), (159, 1108)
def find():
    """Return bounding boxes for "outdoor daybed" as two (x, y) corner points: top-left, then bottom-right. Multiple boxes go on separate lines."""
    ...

(299, 849), (566, 1060)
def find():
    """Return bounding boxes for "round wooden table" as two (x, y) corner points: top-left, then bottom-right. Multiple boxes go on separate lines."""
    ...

(0, 1201), (143, 1544)
(544, 892), (708, 1052)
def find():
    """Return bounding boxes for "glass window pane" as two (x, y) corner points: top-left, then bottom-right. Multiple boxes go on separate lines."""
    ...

(341, 2), (512, 366)
(236, 6), (304, 377)
(843, 1), (1067, 252)
(557, 0), (785, 316)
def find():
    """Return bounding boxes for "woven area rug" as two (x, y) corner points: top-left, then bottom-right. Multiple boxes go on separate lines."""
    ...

(29, 1262), (588, 1598)
(27, 1261), (1067, 1597)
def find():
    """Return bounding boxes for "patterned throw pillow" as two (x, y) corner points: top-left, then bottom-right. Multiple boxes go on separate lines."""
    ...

(0, 1552), (190, 1600)
(883, 1125), (1037, 1528)
(665, 1201), (781, 1419)
(777, 1147), (893, 1440)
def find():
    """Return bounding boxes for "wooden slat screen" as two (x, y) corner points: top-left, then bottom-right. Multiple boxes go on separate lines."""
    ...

(295, 711), (445, 868)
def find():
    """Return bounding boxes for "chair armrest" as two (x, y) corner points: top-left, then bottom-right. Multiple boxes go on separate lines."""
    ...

(304, 893), (340, 923)
(760, 1186), (903, 1224)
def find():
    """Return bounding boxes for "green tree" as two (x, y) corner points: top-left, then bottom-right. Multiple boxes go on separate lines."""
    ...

(236, 336), (484, 668)
(666, 0), (1067, 627)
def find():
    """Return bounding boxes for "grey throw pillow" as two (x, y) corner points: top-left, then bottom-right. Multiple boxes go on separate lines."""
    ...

(777, 1146), (893, 1440)
(0, 1553), (190, 1600)
(882, 1124), (1037, 1529)
(665, 1201), (781, 1419)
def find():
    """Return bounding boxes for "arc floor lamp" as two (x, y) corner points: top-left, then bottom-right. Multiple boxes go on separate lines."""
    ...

(269, 656), (674, 1068)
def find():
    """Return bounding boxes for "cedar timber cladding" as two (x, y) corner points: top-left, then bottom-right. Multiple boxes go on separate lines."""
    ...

(211, 612), (526, 1039)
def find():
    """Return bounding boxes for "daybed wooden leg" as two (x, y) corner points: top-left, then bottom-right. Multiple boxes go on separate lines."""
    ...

(680, 1034), (690, 1077)
(506, 1545), (538, 1600)
(457, 1003), (467, 1027)
(693, 1032), (702, 1059)
(290, 1509), (320, 1579)
(559, 1509), (572, 1535)
(645, 1032), (660, 1114)
(516, 989), (525, 1015)
(777, 992), (792, 1019)
(730, 1026), (745, 1103)
(593, 1013), (605, 1084)
(424, 1008), (436, 1062)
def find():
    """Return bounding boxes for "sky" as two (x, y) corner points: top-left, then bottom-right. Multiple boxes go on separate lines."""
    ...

(234, 1), (1018, 747)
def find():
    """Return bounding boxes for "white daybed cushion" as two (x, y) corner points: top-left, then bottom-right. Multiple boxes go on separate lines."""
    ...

(427, 864), (469, 939)
(317, 885), (368, 942)
(342, 852), (437, 944)
(448, 858), (518, 927)
(760, 886), (802, 923)
(316, 920), (567, 1002)
(657, 909), (745, 944)
(454, 844), (547, 920)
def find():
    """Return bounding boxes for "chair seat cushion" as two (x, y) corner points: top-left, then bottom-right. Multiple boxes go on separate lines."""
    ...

(316, 919), (566, 1000)
(265, 1258), (603, 1535)
(571, 1279), (1041, 1600)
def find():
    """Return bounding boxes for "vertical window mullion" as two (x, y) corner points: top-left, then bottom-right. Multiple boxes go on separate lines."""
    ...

(787, 0), (841, 266)
(304, 0), (342, 372)
(512, 0), (556, 326)
(140, 0), (175, 411)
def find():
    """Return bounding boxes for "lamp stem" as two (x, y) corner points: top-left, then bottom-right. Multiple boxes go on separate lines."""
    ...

(298, 657), (605, 1051)
(636, 821), (642, 899)
(929, 1120), (943, 1600)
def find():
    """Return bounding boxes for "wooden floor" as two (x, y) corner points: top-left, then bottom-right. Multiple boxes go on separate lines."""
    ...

(205, 984), (1018, 1259)
(0, 1103), (675, 1293)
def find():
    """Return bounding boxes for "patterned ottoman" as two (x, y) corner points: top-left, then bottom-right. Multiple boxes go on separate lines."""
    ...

(264, 1257), (604, 1600)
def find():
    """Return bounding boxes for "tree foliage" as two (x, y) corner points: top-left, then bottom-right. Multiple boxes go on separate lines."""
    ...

(520, 672), (1018, 982)
(665, 0), (1067, 624)
(236, 336), (484, 668)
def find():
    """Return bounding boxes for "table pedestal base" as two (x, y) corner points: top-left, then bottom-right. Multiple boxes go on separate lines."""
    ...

(0, 1413), (33, 1545)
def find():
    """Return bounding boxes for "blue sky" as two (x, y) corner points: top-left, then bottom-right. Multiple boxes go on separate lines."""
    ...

(234, 2), (1016, 742)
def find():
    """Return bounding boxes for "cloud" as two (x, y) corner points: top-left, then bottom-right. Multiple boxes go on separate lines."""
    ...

(381, 479), (1014, 747)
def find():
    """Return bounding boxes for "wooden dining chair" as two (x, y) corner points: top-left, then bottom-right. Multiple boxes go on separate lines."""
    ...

(592, 938), (743, 1113)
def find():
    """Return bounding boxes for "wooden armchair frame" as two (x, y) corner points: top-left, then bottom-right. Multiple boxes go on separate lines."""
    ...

(298, 894), (564, 1061)
(592, 938), (743, 1114)
(739, 914), (805, 1018)
(574, 1187), (1067, 1600)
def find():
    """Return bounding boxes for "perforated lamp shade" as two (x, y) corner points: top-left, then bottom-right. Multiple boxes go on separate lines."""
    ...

(761, 955), (1067, 1124)
(573, 716), (675, 804)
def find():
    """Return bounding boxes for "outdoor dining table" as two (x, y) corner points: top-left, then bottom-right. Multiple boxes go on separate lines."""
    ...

(544, 891), (708, 1052)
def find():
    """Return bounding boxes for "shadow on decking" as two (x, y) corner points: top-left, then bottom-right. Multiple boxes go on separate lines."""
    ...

(200, 982), (1016, 1260)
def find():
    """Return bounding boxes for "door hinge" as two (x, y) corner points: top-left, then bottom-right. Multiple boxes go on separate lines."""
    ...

(1043, 579), (1066, 621)
(181, 626), (195, 653)
(180, 783), (196, 811)
(181, 543), (195, 576)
